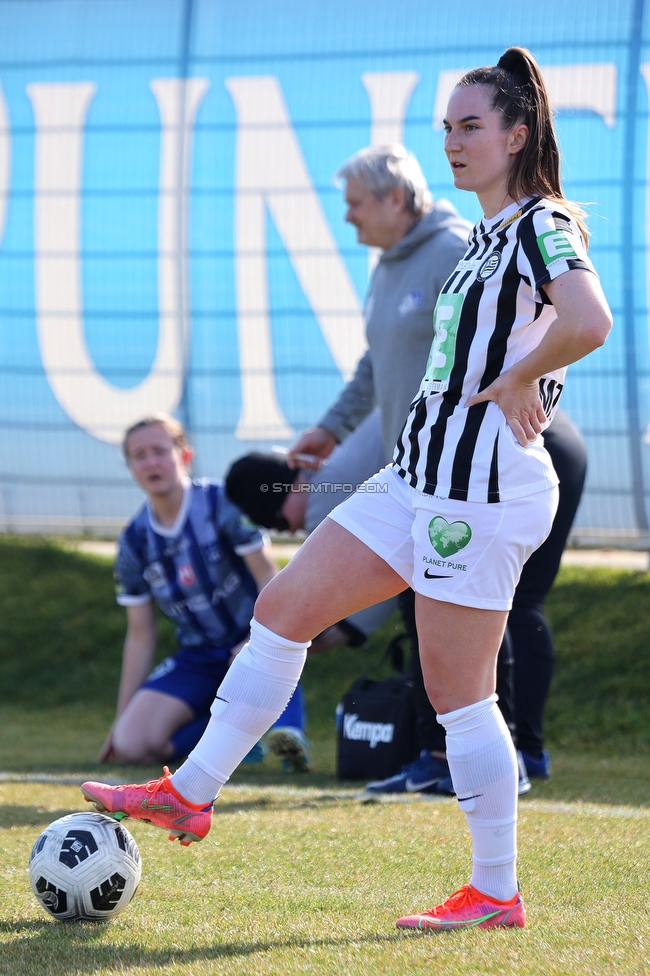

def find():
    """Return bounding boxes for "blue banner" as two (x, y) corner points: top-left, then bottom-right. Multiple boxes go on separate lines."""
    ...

(0, 0), (647, 541)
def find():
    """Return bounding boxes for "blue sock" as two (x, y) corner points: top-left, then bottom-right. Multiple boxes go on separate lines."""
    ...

(170, 714), (210, 759)
(273, 681), (305, 731)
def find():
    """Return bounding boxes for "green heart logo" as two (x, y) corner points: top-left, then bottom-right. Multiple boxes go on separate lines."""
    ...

(428, 516), (472, 558)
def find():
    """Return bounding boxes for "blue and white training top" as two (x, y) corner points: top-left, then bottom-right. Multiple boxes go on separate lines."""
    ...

(114, 479), (266, 654)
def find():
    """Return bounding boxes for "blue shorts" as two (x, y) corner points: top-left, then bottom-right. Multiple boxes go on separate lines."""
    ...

(141, 644), (306, 734)
(141, 646), (231, 715)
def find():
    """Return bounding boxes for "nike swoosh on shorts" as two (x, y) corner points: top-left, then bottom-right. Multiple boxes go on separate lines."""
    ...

(424, 570), (453, 579)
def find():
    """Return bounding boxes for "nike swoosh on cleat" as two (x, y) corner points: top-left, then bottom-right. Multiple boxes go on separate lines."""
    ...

(423, 570), (453, 579)
(457, 793), (484, 802)
(422, 910), (502, 928)
(140, 799), (174, 811)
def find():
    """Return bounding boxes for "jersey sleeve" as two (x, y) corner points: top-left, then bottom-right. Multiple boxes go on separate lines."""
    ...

(519, 206), (595, 298)
(215, 486), (269, 555)
(114, 525), (152, 606)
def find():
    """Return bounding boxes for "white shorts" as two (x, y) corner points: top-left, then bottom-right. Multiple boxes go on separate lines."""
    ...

(328, 465), (558, 611)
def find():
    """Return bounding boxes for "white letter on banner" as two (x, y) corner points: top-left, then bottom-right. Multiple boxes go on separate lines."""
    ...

(225, 76), (367, 440)
(27, 79), (209, 444)
(362, 71), (419, 276)
(361, 71), (419, 148)
(432, 63), (617, 130)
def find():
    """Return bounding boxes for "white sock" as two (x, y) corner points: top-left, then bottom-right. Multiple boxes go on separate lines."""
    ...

(437, 695), (518, 902)
(171, 619), (309, 804)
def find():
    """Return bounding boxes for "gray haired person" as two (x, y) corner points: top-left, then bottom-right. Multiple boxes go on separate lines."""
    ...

(286, 145), (471, 647)
(292, 145), (471, 466)
(336, 143), (433, 220)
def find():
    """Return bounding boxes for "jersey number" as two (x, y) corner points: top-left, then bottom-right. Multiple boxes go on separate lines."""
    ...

(538, 377), (564, 415)
(423, 293), (464, 393)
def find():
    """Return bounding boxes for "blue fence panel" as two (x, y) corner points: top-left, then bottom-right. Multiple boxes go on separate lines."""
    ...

(0, 0), (648, 541)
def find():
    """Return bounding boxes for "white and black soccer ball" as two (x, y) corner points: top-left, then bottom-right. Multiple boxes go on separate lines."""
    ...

(28, 811), (141, 922)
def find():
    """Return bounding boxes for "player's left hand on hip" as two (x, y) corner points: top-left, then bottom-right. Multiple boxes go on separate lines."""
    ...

(466, 374), (547, 447)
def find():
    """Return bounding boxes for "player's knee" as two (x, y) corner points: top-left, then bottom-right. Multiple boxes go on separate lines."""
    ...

(110, 734), (143, 764)
(112, 725), (160, 764)
(425, 685), (451, 716)
(111, 741), (149, 764)
(253, 580), (288, 630)
(253, 569), (320, 643)
(422, 675), (464, 716)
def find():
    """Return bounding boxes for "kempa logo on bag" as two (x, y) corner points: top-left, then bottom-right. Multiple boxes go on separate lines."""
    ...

(428, 516), (472, 558)
(343, 713), (395, 749)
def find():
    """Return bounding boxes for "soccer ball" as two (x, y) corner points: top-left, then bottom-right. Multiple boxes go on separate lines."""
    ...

(29, 811), (141, 922)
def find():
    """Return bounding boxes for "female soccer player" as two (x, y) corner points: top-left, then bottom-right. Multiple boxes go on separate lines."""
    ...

(98, 414), (308, 771)
(83, 48), (612, 930)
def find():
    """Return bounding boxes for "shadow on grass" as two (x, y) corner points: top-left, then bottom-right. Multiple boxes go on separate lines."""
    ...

(0, 805), (79, 829)
(0, 920), (54, 933)
(0, 922), (403, 973)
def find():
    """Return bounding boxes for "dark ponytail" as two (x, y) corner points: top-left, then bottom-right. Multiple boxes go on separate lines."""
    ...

(459, 47), (588, 243)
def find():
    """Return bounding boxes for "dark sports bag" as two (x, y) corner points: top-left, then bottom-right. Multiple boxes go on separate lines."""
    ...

(336, 635), (418, 781)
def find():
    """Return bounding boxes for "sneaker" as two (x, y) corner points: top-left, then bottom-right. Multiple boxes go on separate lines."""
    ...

(365, 750), (449, 795)
(241, 740), (268, 764)
(520, 748), (551, 779)
(80, 766), (213, 846)
(516, 750), (532, 794)
(396, 884), (526, 931)
(265, 726), (310, 772)
(433, 750), (531, 797)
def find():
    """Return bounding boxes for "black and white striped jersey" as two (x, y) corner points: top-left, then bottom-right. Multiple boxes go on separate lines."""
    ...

(393, 197), (595, 503)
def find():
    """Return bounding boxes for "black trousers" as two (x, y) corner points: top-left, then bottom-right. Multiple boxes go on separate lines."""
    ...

(404, 410), (586, 757)
(401, 587), (516, 753)
(511, 410), (586, 755)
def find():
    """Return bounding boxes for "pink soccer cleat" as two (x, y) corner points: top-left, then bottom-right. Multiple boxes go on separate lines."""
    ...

(81, 766), (213, 846)
(396, 884), (526, 932)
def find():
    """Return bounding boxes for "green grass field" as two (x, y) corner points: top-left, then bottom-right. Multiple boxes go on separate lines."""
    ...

(2, 782), (649, 976)
(1, 537), (649, 975)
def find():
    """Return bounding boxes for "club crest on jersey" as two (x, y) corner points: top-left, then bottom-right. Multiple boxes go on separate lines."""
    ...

(477, 252), (501, 281)
(178, 562), (197, 587)
(428, 517), (472, 558)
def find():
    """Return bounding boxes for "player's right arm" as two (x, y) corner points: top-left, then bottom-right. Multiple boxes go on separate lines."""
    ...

(116, 602), (157, 715)
(97, 601), (157, 762)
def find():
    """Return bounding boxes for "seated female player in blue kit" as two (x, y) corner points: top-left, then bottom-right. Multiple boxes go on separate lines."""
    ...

(97, 414), (309, 771)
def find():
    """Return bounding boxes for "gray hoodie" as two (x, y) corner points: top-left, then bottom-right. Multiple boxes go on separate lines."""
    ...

(318, 200), (472, 460)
